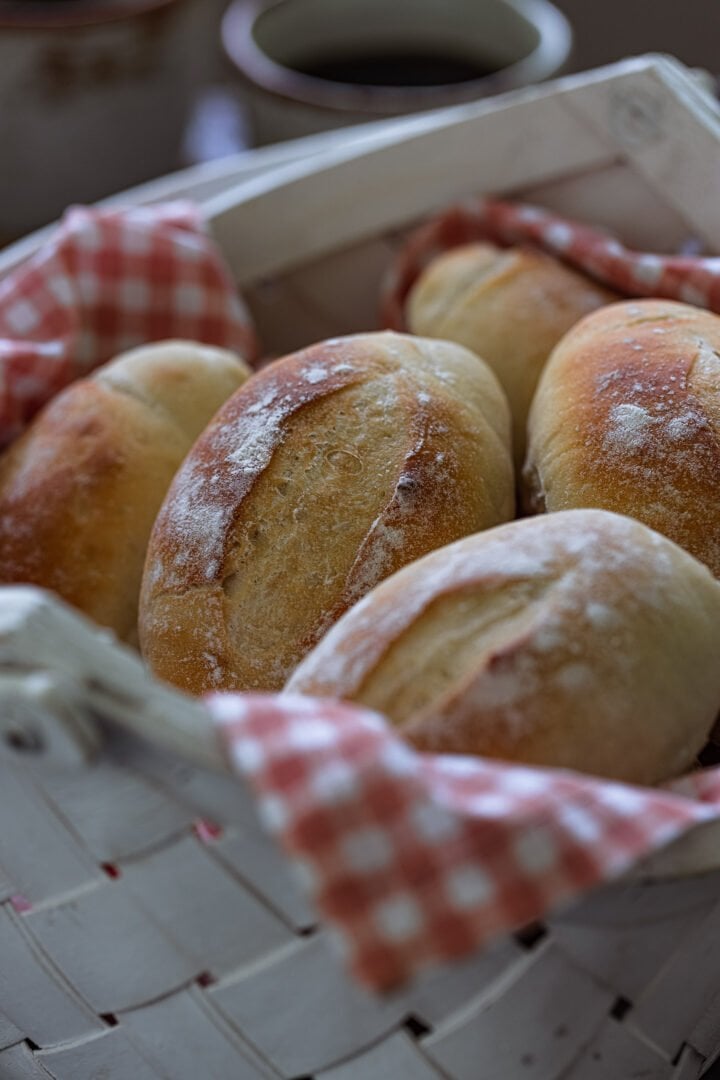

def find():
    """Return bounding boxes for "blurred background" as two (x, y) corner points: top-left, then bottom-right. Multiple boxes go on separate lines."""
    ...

(2, 6), (720, 1078)
(0, 0), (716, 244)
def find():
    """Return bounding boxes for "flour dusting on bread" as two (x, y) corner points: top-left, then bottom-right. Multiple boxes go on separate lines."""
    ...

(288, 509), (720, 785)
(140, 332), (514, 693)
(525, 300), (720, 577)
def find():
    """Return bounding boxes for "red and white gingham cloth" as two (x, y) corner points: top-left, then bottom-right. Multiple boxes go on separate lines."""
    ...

(5, 199), (720, 994)
(211, 694), (720, 992)
(0, 202), (258, 448)
(380, 195), (720, 329)
(205, 197), (720, 992)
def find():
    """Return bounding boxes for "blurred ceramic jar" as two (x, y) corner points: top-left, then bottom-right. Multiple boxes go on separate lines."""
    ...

(221, 0), (573, 145)
(0, 0), (223, 240)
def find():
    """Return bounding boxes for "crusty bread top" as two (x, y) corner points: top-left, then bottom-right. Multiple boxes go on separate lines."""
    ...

(524, 299), (720, 575)
(94, 340), (251, 445)
(0, 341), (250, 641)
(287, 509), (720, 784)
(406, 242), (617, 466)
(139, 331), (514, 692)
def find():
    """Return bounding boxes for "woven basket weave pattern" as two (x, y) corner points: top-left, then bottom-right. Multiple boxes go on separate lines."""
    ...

(2, 727), (720, 1079)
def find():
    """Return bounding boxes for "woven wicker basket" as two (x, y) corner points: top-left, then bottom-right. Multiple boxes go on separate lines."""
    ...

(2, 54), (720, 1080)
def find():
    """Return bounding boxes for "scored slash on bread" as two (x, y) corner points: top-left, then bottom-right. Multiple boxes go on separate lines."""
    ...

(287, 509), (720, 786)
(139, 331), (515, 694)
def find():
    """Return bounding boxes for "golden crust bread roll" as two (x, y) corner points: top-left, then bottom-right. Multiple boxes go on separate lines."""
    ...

(286, 509), (720, 785)
(139, 330), (514, 694)
(405, 242), (617, 467)
(524, 299), (720, 576)
(0, 341), (251, 642)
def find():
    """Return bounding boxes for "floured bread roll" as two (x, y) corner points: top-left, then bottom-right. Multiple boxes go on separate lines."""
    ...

(287, 509), (720, 785)
(140, 331), (514, 694)
(0, 341), (251, 642)
(525, 299), (720, 577)
(406, 243), (617, 466)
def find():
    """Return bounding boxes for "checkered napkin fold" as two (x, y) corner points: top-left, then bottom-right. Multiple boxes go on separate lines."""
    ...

(4, 198), (720, 994)
(0, 202), (258, 448)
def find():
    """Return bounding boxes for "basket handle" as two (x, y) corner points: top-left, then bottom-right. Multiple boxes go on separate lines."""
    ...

(0, 587), (228, 772)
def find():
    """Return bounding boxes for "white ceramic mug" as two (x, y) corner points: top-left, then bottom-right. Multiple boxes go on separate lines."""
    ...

(222, 0), (573, 145)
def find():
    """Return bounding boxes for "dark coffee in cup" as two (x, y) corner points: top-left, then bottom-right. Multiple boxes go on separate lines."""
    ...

(291, 49), (503, 87)
(222, 0), (572, 145)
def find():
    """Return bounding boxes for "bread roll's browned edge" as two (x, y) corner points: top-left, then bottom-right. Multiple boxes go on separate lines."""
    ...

(287, 509), (720, 786)
(0, 342), (250, 641)
(406, 242), (618, 469)
(140, 331), (515, 694)
(524, 299), (720, 577)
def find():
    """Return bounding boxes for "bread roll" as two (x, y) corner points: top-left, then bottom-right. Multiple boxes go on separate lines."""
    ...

(0, 341), (251, 642)
(139, 330), (514, 694)
(406, 243), (617, 467)
(287, 509), (720, 785)
(525, 299), (720, 577)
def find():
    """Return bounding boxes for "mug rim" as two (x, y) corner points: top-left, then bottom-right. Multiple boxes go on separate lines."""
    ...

(222, 0), (573, 115)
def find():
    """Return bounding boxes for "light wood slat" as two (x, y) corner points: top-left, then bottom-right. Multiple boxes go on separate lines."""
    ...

(558, 61), (720, 248)
(629, 821), (720, 881)
(211, 827), (318, 932)
(36, 1030), (163, 1080)
(318, 1031), (446, 1079)
(627, 900), (720, 1056)
(204, 68), (632, 286)
(0, 1012), (24, 1052)
(0, 767), (104, 903)
(241, 164), (696, 363)
(245, 235), (398, 356)
(98, 109), (472, 238)
(112, 732), (262, 828)
(0, 107), (456, 283)
(519, 161), (693, 252)
(267, 234), (398, 334)
(22, 884), (198, 1014)
(120, 987), (277, 1080)
(209, 933), (409, 1076)
(119, 834), (294, 975)
(559, 1017), (673, 1079)
(390, 937), (525, 1030)
(551, 875), (719, 1000)
(30, 759), (193, 863)
(0, 862), (15, 903)
(553, 915), (716, 1004)
(1, 57), (709, 290)
(423, 944), (613, 1080)
(97, 734), (317, 935)
(554, 873), (720, 926)
(0, 905), (104, 1047)
(0, 1043), (55, 1079)
(204, 57), (720, 291)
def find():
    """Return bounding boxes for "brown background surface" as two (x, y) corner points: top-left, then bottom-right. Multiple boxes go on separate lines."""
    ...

(556, 0), (718, 78)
